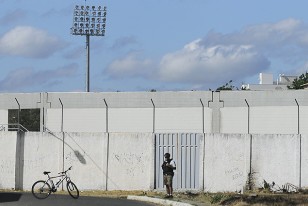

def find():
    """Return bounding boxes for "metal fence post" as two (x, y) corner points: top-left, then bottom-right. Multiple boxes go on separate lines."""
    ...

(15, 98), (20, 132)
(151, 99), (155, 133)
(245, 99), (250, 134)
(103, 99), (108, 133)
(200, 99), (204, 134)
(59, 98), (64, 190)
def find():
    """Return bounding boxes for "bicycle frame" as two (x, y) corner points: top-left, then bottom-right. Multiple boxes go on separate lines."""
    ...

(49, 175), (65, 189)
(44, 171), (71, 192)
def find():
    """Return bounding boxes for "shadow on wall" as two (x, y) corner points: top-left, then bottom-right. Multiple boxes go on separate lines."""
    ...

(0, 192), (22, 203)
(64, 132), (121, 189)
(72, 150), (86, 164)
(43, 129), (121, 189)
(45, 130), (87, 165)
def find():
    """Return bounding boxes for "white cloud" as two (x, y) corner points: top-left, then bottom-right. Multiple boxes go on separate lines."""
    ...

(201, 18), (308, 62)
(158, 40), (269, 84)
(106, 18), (308, 86)
(0, 26), (67, 58)
(105, 52), (154, 78)
(158, 18), (308, 84)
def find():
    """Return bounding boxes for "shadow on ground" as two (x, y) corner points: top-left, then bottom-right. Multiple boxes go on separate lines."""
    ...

(0, 192), (22, 203)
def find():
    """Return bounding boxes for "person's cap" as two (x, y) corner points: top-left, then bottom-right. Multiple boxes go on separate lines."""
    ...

(164, 153), (170, 158)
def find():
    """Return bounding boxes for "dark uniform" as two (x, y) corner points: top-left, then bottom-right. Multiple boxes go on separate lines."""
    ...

(161, 153), (176, 198)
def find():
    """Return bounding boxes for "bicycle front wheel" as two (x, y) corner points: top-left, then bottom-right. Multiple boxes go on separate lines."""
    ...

(32, 180), (51, 199)
(67, 181), (79, 199)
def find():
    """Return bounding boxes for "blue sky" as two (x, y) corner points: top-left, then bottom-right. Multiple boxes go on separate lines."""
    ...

(1, 0), (308, 92)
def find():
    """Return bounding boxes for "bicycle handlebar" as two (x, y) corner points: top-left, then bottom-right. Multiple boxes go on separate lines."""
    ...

(57, 166), (73, 175)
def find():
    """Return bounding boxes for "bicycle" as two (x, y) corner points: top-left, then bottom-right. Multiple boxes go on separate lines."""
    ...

(31, 166), (79, 199)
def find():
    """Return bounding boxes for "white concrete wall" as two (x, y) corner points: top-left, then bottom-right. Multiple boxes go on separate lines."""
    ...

(63, 132), (108, 190)
(220, 106), (299, 134)
(63, 109), (106, 132)
(0, 110), (8, 128)
(2, 131), (308, 192)
(203, 133), (302, 192)
(109, 108), (152, 132)
(47, 107), (213, 133)
(46, 109), (62, 132)
(250, 106), (298, 134)
(251, 134), (300, 188)
(46, 108), (106, 132)
(107, 133), (154, 190)
(22, 132), (108, 191)
(204, 108), (212, 133)
(204, 133), (250, 192)
(156, 108), (203, 133)
(220, 107), (248, 134)
(22, 132), (62, 190)
(300, 107), (308, 134)
(35, 91), (308, 134)
(0, 91), (308, 134)
(0, 132), (156, 191)
(0, 132), (17, 189)
(300, 134), (308, 188)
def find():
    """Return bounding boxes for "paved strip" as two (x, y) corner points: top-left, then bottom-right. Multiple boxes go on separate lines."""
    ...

(127, 195), (193, 206)
(0, 192), (158, 206)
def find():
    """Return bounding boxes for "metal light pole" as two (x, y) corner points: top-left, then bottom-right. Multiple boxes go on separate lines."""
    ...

(71, 4), (107, 92)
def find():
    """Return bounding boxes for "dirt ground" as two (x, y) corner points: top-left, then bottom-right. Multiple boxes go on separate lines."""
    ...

(3, 189), (308, 205)
(79, 190), (308, 206)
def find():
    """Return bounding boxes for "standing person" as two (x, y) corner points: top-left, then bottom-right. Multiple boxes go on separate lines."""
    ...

(161, 153), (176, 198)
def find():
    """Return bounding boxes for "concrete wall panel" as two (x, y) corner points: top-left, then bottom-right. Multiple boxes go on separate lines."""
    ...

(156, 108), (203, 133)
(300, 135), (308, 188)
(0, 93), (41, 109)
(63, 132), (107, 190)
(251, 134), (300, 188)
(0, 132), (17, 189)
(46, 109), (62, 132)
(204, 134), (250, 192)
(107, 133), (154, 190)
(0, 110), (8, 128)
(109, 108), (152, 133)
(220, 107), (248, 134)
(300, 107), (308, 134)
(220, 90), (308, 107)
(46, 109), (106, 132)
(63, 109), (106, 132)
(204, 108), (212, 133)
(0, 131), (307, 192)
(250, 106), (298, 134)
(22, 132), (62, 190)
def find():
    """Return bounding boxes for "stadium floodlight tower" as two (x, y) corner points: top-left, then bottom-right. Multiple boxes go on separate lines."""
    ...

(71, 4), (107, 92)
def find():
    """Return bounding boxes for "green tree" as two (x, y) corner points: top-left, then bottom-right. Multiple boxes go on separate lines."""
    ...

(216, 80), (236, 91)
(288, 72), (308, 90)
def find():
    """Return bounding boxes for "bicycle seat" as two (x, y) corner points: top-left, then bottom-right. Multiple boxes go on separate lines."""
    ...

(43, 171), (51, 175)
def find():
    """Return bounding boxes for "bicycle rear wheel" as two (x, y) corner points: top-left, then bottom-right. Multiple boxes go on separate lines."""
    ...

(67, 181), (79, 199)
(32, 180), (51, 199)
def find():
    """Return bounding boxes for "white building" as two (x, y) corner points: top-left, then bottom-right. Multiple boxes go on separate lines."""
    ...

(242, 73), (297, 91)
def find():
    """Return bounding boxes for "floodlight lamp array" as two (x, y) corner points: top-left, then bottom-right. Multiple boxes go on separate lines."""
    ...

(71, 5), (107, 36)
